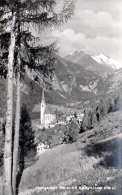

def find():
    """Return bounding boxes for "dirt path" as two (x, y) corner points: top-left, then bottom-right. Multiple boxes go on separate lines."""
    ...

(96, 133), (122, 144)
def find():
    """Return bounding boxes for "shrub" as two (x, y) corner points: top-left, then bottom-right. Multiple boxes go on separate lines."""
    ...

(63, 120), (79, 143)
(81, 95), (120, 132)
(80, 107), (94, 131)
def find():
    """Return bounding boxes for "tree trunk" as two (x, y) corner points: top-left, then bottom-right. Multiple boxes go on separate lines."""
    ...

(3, 13), (16, 195)
(12, 70), (21, 195)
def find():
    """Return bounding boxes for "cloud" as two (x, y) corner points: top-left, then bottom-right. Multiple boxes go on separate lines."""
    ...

(75, 0), (122, 19)
(66, 9), (122, 38)
(51, 0), (122, 63)
(53, 29), (86, 55)
(52, 28), (122, 63)
(32, 0), (122, 64)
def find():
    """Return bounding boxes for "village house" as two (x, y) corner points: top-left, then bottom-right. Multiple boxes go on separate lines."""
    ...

(36, 143), (50, 156)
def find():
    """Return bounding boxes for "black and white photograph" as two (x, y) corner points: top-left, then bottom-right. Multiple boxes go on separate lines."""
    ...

(0, 0), (122, 195)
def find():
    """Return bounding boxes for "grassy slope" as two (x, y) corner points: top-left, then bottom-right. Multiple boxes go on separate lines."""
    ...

(18, 110), (122, 195)
(0, 110), (122, 195)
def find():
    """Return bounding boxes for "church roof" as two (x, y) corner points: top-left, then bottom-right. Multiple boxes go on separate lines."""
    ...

(32, 103), (56, 115)
(44, 106), (55, 115)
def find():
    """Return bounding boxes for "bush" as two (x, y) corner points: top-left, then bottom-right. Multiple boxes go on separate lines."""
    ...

(80, 106), (95, 131)
(81, 95), (120, 132)
(35, 124), (66, 147)
(63, 120), (79, 143)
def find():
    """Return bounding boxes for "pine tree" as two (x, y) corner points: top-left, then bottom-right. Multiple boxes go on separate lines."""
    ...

(13, 36), (57, 195)
(0, 1), (74, 194)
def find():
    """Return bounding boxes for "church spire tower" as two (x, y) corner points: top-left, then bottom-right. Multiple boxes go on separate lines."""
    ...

(40, 87), (46, 128)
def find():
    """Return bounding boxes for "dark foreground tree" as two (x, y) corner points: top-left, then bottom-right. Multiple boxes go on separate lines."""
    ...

(16, 104), (36, 194)
(0, 1), (74, 194)
(0, 104), (36, 194)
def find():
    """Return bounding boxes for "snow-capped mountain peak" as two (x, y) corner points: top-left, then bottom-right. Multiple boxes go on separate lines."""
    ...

(92, 54), (122, 70)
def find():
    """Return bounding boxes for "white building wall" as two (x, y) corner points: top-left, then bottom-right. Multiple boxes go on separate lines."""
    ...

(45, 114), (56, 125)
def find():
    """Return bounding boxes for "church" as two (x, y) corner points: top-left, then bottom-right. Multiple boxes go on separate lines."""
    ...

(40, 89), (56, 128)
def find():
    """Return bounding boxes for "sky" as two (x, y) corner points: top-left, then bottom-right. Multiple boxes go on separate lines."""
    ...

(32, 0), (122, 64)
(51, 0), (122, 64)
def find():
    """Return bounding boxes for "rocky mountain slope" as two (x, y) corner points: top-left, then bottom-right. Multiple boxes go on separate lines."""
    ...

(52, 56), (109, 102)
(92, 54), (122, 70)
(65, 51), (114, 77)
(0, 53), (122, 195)
(0, 54), (122, 118)
(107, 68), (122, 94)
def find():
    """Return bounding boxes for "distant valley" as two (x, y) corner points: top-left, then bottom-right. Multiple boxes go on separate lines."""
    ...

(0, 51), (122, 118)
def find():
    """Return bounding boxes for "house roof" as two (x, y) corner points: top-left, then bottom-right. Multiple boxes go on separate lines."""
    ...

(45, 105), (56, 115)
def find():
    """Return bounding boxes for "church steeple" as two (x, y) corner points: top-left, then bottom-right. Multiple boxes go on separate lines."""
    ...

(40, 88), (46, 128)
(41, 87), (45, 104)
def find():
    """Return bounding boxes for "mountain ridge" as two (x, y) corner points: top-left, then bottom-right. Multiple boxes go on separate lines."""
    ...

(65, 50), (122, 73)
(92, 53), (122, 70)
(0, 54), (122, 118)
